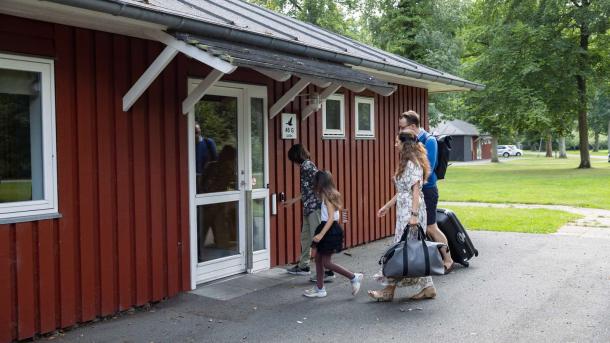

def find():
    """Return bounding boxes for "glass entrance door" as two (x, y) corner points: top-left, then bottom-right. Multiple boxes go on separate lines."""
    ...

(189, 81), (269, 285)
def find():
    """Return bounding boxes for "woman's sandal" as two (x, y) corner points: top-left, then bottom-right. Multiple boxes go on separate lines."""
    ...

(410, 286), (437, 300)
(367, 289), (394, 302)
(444, 262), (456, 275)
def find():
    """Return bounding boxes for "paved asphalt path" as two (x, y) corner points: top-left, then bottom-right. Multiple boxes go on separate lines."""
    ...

(55, 231), (610, 343)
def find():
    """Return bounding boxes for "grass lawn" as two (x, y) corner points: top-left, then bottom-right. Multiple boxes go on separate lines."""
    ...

(446, 205), (582, 234)
(565, 149), (608, 157)
(0, 181), (32, 203)
(440, 155), (610, 209)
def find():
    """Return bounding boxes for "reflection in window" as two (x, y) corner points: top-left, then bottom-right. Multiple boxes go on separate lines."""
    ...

(251, 98), (265, 189)
(253, 198), (266, 251)
(322, 94), (345, 137)
(197, 202), (239, 263)
(0, 68), (43, 203)
(194, 95), (238, 194)
(356, 97), (375, 138)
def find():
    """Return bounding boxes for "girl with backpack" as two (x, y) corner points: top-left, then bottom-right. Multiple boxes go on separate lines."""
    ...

(303, 171), (364, 298)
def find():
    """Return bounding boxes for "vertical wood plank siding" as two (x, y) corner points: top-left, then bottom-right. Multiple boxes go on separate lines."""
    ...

(262, 81), (428, 267)
(0, 15), (191, 342)
(0, 14), (429, 342)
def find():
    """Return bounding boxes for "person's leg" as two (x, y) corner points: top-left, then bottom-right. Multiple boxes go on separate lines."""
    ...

(316, 253), (326, 290)
(410, 276), (436, 300)
(321, 253), (355, 280)
(423, 186), (453, 270)
(297, 212), (317, 269)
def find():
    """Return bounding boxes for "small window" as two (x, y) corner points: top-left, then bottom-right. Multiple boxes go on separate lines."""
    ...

(355, 97), (375, 138)
(0, 53), (58, 221)
(322, 94), (345, 138)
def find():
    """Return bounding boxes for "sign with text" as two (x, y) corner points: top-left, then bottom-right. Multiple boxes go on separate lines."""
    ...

(281, 113), (297, 139)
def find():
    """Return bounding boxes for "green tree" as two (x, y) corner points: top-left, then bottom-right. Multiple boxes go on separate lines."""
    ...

(248, 0), (360, 38)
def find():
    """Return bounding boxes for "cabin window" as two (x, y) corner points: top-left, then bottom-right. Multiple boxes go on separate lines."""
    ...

(322, 94), (345, 138)
(0, 54), (58, 222)
(355, 97), (375, 138)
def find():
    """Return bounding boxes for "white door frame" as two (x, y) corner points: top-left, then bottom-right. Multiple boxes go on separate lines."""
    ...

(188, 80), (270, 289)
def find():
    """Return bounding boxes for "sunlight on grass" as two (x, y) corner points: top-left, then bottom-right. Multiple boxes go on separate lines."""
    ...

(446, 206), (582, 234)
(439, 155), (610, 209)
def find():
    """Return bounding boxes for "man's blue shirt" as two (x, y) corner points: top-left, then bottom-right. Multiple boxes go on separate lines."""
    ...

(418, 129), (437, 189)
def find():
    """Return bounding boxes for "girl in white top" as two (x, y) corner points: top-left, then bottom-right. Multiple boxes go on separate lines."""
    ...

(304, 171), (363, 298)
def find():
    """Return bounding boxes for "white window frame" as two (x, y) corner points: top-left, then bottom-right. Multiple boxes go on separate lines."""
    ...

(322, 93), (345, 138)
(0, 53), (58, 221)
(355, 96), (375, 138)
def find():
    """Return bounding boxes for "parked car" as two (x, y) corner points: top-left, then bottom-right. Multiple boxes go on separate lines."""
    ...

(497, 145), (523, 158)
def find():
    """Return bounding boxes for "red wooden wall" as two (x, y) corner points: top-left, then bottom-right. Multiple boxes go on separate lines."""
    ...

(0, 15), (191, 342)
(0, 13), (429, 342)
(264, 82), (428, 267)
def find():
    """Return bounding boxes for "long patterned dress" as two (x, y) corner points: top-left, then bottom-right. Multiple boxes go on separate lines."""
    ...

(375, 160), (434, 292)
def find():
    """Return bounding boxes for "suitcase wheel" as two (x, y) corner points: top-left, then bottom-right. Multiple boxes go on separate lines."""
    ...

(474, 249), (479, 257)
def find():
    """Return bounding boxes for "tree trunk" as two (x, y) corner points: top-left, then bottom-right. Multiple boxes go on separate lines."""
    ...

(491, 136), (499, 163)
(577, 24), (591, 168)
(593, 132), (600, 152)
(608, 120), (610, 154)
(559, 136), (567, 159)
(546, 134), (553, 157)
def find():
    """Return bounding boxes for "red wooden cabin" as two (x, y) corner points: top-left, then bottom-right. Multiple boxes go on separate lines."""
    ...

(0, 1), (483, 341)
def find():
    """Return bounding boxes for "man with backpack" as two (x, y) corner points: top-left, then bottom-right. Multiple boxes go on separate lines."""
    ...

(400, 111), (455, 274)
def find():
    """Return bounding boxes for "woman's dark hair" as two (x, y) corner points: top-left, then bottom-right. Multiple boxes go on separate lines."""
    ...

(287, 144), (310, 164)
(313, 171), (342, 209)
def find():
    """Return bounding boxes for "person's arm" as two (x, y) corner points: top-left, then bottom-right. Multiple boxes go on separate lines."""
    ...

(377, 193), (398, 217)
(313, 201), (336, 243)
(425, 135), (438, 171)
(409, 181), (422, 226)
(281, 193), (301, 207)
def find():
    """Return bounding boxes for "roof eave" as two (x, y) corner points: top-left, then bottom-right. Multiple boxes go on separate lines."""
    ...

(43, 0), (484, 92)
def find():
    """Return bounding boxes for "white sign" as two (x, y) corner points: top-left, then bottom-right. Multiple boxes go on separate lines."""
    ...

(281, 113), (297, 139)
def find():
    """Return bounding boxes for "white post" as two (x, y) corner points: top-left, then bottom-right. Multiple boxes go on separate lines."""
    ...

(269, 78), (310, 118)
(122, 45), (178, 111)
(182, 69), (225, 114)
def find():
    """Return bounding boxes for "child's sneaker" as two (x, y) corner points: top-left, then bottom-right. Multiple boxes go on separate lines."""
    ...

(303, 286), (327, 298)
(286, 265), (310, 275)
(351, 273), (364, 296)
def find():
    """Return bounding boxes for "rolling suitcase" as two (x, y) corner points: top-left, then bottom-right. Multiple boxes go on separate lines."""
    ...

(436, 208), (478, 267)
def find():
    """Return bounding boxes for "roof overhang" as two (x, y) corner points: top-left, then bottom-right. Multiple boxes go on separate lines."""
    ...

(351, 66), (480, 93)
(173, 33), (396, 97)
(7, 0), (484, 94)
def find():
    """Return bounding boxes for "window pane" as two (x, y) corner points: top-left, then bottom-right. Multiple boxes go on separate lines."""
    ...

(197, 202), (239, 263)
(253, 198), (266, 251)
(358, 102), (371, 131)
(194, 95), (238, 194)
(325, 99), (341, 130)
(251, 98), (264, 189)
(0, 68), (43, 203)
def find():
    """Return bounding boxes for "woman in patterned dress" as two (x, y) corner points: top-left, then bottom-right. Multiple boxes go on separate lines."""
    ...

(367, 130), (437, 301)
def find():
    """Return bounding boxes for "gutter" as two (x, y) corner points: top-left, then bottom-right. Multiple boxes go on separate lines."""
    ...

(43, 0), (485, 91)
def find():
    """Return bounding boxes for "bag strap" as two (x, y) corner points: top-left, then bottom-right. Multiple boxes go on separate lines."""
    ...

(402, 224), (431, 276)
(418, 225), (431, 276)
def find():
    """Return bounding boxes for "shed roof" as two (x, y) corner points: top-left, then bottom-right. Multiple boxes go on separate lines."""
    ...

(432, 119), (480, 136)
(93, 0), (483, 92)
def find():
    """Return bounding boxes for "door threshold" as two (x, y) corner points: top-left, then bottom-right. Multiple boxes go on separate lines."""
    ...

(190, 268), (294, 301)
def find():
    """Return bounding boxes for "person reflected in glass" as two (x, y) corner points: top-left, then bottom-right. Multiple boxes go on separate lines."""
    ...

(195, 123), (218, 194)
(201, 145), (238, 252)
